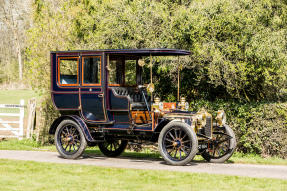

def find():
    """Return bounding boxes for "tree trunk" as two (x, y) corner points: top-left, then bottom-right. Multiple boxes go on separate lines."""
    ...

(0, 0), (24, 81)
(16, 41), (22, 81)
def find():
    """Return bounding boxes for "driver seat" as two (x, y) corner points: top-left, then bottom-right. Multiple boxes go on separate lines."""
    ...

(111, 87), (150, 111)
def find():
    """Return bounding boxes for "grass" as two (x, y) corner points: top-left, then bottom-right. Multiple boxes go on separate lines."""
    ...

(1, 139), (287, 165)
(0, 139), (55, 151)
(0, 159), (286, 191)
(0, 89), (37, 104)
(226, 152), (287, 166)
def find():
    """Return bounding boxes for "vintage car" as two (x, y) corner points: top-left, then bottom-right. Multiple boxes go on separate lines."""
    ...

(49, 49), (236, 165)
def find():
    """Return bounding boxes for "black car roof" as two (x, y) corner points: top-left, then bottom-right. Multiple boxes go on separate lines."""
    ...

(51, 48), (190, 56)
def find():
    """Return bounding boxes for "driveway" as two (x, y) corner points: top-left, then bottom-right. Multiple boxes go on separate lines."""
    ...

(0, 150), (286, 180)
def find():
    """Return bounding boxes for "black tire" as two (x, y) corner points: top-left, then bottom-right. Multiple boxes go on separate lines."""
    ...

(201, 124), (236, 163)
(98, 139), (128, 157)
(55, 119), (87, 159)
(158, 121), (198, 166)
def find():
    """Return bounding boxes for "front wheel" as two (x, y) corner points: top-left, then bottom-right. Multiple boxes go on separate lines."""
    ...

(158, 121), (198, 166)
(55, 119), (87, 159)
(201, 124), (236, 163)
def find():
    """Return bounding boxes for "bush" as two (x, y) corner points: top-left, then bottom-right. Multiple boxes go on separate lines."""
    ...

(192, 100), (287, 158)
(35, 95), (60, 145)
(26, 0), (287, 101)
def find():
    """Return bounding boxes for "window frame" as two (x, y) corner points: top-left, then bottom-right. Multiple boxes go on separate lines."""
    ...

(57, 57), (79, 87)
(81, 56), (102, 87)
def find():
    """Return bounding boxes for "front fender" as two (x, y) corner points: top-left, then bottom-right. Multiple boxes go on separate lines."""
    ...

(49, 115), (95, 142)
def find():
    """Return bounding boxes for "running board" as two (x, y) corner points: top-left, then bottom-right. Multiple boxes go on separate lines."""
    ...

(87, 120), (115, 125)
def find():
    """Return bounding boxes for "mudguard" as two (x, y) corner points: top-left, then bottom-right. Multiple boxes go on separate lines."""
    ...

(49, 115), (95, 142)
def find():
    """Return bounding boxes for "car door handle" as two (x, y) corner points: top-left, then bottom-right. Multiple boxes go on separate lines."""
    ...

(98, 94), (104, 97)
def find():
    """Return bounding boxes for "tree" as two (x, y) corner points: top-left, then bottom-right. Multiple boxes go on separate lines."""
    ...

(26, 0), (287, 101)
(0, 0), (30, 81)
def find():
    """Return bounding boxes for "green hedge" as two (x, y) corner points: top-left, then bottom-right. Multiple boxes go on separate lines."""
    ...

(192, 100), (287, 158)
(26, 0), (287, 101)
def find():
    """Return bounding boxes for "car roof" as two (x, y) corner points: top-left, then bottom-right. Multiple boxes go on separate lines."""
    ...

(51, 48), (190, 56)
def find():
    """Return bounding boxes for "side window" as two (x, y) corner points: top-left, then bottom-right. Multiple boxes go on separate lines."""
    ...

(58, 57), (79, 86)
(82, 56), (101, 86)
(109, 60), (118, 85)
(108, 59), (124, 86)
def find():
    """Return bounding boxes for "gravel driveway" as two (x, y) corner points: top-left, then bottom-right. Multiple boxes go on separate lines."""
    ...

(0, 150), (286, 180)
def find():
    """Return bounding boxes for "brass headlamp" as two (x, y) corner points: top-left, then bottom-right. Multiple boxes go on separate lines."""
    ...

(178, 97), (189, 111)
(152, 97), (162, 112)
(191, 112), (206, 131)
(216, 110), (226, 126)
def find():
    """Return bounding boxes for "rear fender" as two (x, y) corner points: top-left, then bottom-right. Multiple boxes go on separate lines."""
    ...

(49, 115), (95, 142)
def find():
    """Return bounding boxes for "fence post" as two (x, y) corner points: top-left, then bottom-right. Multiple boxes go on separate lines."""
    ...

(19, 99), (24, 140)
(26, 98), (36, 138)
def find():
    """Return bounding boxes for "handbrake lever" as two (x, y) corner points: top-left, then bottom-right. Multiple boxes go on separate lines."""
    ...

(137, 85), (152, 119)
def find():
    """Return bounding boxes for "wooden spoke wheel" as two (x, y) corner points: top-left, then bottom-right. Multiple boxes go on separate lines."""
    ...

(201, 125), (236, 163)
(98, 139), (128, 157)
(55, 120), (87, 159)
(158, 121), (198, 166)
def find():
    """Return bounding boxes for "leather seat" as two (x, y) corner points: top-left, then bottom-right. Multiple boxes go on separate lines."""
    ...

(111, 87), (150, 110)
(130, 102), (149, 110)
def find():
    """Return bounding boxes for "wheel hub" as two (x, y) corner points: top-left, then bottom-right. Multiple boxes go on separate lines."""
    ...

(173, 139), (182, 148)
(65, 135), (74, 143)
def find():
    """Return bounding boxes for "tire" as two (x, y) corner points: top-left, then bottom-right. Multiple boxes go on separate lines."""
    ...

(158, 121), (198, 166)
(201, 124), (236, 163)
(55, 119), (87, 159)
(98, 139), (128, 157)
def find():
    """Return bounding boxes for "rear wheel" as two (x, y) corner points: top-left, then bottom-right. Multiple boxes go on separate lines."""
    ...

(201, 125), (236, 163)
(55, 119), (87, 159)
(98, 139), (128, 157)
(158, 121), (198, 166)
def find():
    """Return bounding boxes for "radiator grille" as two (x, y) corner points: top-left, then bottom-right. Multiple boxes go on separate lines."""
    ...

(204, 116), (212, 137)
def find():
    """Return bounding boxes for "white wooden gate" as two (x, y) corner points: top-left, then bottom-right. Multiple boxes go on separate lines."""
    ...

(0, 99), (24, 140)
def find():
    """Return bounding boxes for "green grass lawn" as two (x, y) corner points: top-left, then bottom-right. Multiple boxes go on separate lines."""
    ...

(0, 159), (286, 191)
(1, 139), (287, 165)
(0, 89), (37, 104)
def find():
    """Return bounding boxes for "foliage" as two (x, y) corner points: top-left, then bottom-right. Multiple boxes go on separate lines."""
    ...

(0, 0), (31, 83)
(34, 95), (60, 145)
(26, 0), (287, 101)
(192, 100), (287, 158)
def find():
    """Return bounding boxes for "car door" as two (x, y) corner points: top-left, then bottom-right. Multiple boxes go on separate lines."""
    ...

(80, 55), (107, 122)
